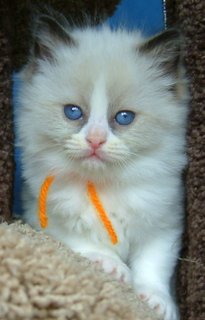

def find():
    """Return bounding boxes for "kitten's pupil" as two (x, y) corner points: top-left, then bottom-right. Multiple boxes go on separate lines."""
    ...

(115, 111), (135, 126)
(64, 104), (83, 120)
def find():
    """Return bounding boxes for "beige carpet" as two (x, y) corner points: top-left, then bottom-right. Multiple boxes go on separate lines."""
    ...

(0, 221), (160, 320)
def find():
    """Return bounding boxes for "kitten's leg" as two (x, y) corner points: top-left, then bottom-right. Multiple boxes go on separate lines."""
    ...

(83, 251), (131, 283)
(131, 231), (181, 320)
(67, 237), (131, 283)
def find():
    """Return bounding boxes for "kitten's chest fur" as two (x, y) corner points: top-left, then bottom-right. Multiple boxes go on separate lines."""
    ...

(48, 180), (135, 236)
(43, 177), (169, 249)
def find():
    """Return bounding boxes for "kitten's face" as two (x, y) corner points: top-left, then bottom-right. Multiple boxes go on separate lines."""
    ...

(18, 16), (187, 182)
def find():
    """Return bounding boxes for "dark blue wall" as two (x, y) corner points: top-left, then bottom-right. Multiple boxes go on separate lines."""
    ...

(108, 0), (164, 35)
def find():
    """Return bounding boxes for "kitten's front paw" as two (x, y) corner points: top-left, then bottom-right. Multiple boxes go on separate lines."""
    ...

(83, 251), (131, 284)
(136, 287), (179, 320)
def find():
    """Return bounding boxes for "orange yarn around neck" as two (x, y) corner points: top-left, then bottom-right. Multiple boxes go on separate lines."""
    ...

(38, 176), (118, 245)
(38, 175), (55, 228)
(87, 181), (118, 245)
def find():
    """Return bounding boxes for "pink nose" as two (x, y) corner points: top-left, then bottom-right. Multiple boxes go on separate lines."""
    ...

(86, 129), (107, 149)
(86, 136), (106, 149)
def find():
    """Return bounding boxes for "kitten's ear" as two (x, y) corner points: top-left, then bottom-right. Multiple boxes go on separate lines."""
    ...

(32, 11), (75, 62)
(139, 29), (183, 75)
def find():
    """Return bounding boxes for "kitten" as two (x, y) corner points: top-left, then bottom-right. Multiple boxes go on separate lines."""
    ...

(16, 10), (189, 320)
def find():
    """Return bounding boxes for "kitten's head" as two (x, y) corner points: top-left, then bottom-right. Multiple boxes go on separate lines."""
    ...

(17, 12), (188, 183)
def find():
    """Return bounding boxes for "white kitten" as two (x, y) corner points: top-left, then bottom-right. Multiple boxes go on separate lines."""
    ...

(16, 11), (189, 320)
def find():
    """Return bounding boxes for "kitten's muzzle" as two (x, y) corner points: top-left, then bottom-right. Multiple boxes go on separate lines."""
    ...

(86, 128), (107, 150)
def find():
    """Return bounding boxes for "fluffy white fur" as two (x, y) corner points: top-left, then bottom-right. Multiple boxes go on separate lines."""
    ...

(16, 14), (189, 320)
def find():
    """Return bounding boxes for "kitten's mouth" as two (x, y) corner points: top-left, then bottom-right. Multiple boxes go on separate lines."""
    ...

(86, 150), (104, 161)
(79, 149), (108, 165)
(76, 151), (106, 172)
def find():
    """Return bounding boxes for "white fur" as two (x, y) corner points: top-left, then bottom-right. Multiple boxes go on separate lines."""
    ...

(16, 25), (189, 320)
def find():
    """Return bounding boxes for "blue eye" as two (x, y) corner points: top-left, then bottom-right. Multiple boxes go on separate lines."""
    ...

(64, 104), (83, 120)
(115, 110), (135, 125)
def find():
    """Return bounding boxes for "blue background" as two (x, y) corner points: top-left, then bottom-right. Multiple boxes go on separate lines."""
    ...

(108, 0), (164, 35)
(13, 0), (164, 215)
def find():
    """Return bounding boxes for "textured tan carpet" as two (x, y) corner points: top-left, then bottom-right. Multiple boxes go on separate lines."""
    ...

(0, 221), (160, 320)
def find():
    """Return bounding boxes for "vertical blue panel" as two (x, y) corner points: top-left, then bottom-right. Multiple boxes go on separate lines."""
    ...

(13, 74), (23, 216)
(108, 0), (164, 35)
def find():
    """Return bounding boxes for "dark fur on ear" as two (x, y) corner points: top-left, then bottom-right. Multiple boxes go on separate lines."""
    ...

(31, 7), (76, 62)
(139, 29), (183, 76)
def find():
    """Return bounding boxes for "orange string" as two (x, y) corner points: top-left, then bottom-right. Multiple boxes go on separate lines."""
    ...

(38, 176), (119, 245)
(87, 181), (118, 245)
(38, 175), (54, 228)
